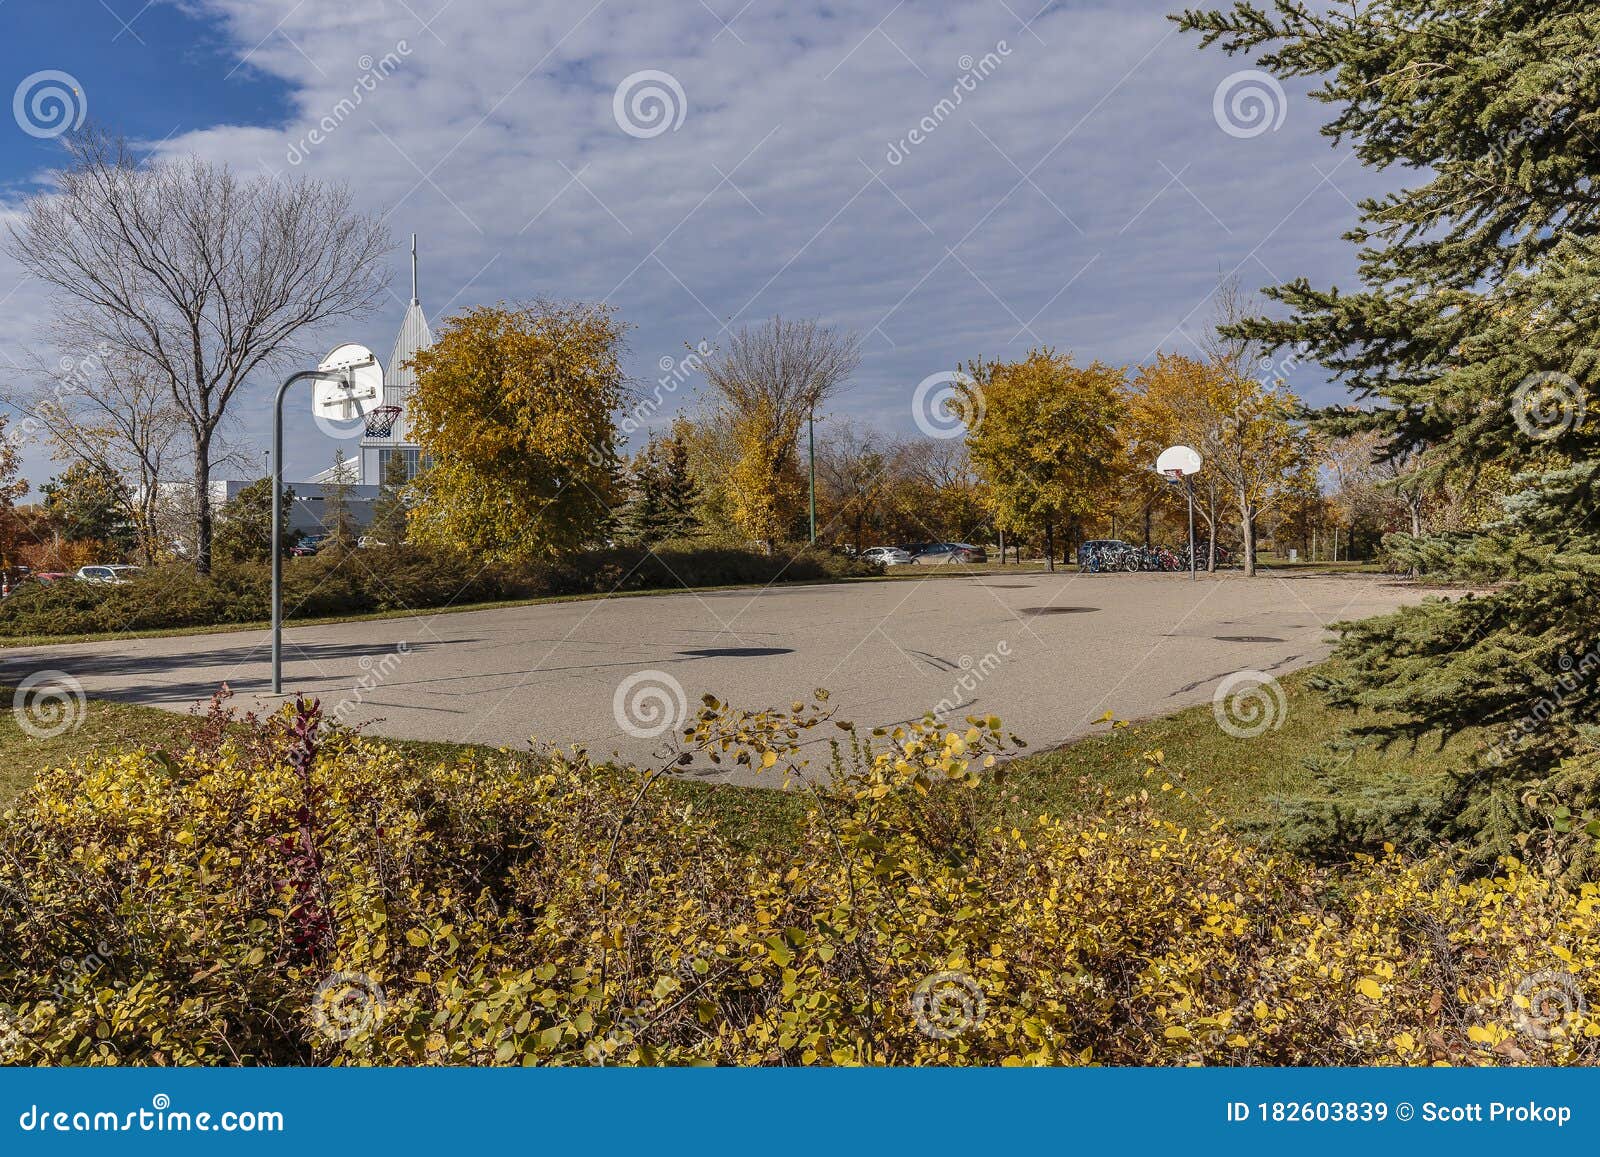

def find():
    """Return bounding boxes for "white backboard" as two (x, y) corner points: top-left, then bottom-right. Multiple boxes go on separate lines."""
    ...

(313, 343), (384, 422)
(1156, 444), (1203, 477)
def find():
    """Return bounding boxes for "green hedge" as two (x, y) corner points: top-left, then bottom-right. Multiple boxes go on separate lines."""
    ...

(0, 542), (879, 638)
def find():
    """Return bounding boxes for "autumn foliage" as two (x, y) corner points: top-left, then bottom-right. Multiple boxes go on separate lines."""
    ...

(2, 696), (1594, 1066)
(961, 350), (1127, 563)
(407, 302), (627, 563)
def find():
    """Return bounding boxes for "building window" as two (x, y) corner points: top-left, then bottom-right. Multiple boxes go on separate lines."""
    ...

(378, 447), (425, 481)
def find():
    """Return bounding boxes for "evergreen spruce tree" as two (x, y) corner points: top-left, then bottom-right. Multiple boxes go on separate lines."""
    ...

(657, 429), (702, 540)
(1178, 2), (1600, 869)
(616, 433), (702, 546)
(213, 477), (299, 563)
(369, 450), (413, 546)
(320, 450), (361, 546)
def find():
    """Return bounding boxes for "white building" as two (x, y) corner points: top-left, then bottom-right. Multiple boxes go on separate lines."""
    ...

(305, 234), (433, 495)
(356, 234), (434, 487)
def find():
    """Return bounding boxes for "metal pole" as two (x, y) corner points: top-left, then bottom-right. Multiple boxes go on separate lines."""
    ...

(1187, 476), (1197, 582)
(807, 409), (816, 544)
(273, 369), (342, 694)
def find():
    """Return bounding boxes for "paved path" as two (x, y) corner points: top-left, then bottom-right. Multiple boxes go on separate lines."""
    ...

(0, 572), (1442, 786)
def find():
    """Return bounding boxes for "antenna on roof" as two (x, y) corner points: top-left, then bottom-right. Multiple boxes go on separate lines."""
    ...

(410, 233), (419, 305)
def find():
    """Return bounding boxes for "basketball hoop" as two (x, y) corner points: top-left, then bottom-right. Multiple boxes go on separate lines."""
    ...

(1155, 445), (1203, 583)
(365, 405), (403, 439)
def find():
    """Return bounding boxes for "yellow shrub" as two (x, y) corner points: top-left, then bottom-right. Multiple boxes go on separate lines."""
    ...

(1, 695), (1596, 1065)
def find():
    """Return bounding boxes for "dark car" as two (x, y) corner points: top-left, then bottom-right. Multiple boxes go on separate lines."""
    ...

(912, 542), (989, 565)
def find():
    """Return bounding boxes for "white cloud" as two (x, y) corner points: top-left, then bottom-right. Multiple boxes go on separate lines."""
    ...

(1, 0), (1391, 486)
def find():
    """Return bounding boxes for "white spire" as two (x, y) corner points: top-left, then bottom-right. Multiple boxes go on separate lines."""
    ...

(382, 233), (434, 414)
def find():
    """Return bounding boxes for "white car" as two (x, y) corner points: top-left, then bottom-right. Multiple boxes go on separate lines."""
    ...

(75, 564), (141, 585)
(861, 546), (915, 567)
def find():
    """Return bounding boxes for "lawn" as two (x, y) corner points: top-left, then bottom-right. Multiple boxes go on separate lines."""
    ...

(990, 667), (1478, 838)
(0, 665), (1475, 854)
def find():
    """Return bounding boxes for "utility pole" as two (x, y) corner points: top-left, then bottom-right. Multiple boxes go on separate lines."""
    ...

(807, 408), (817, 544)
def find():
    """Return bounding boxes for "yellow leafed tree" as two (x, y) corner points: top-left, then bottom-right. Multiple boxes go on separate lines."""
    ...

(1125, 353), (1232, 568)
(701, 317), (860, 551)
(406, 302), (627, 563)
(961, 349), (1126, 569)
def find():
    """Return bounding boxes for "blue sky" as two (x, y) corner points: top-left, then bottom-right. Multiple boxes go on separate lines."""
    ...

(0, 0), (1391, 490)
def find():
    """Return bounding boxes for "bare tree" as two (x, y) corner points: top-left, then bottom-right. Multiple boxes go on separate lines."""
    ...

(702, 316), (863, 432)
(5, 131), (391, 571)
(816, 421), (899, 551)
(7, 348), (186, 563)
(701, 316), (861, 547)
(897, 438), (985, 543)
(1377, 439), (1431, 539)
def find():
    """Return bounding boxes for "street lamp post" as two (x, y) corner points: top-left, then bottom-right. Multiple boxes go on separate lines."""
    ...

(807, 408), (817, 544)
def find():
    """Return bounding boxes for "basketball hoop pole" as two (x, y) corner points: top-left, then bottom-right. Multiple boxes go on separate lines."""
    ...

(1186, 475), (1197, 582)
(272, 368), (348, 695)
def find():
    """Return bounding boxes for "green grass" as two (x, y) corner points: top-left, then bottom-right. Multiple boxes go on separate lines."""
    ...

(990, 667), (1478, 835)
(1255, 556), (1387, 574)
(0, 665), (1478, 851)
(0, 691), (199, 803)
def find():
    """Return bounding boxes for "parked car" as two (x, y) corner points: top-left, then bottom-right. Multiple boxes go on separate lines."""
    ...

(75, 564), (142, 585)
(289, 534), (327, 557)
(357, 535), (388, 549)
(911, 543), (988, 565)
(861, 545), (915, 567)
